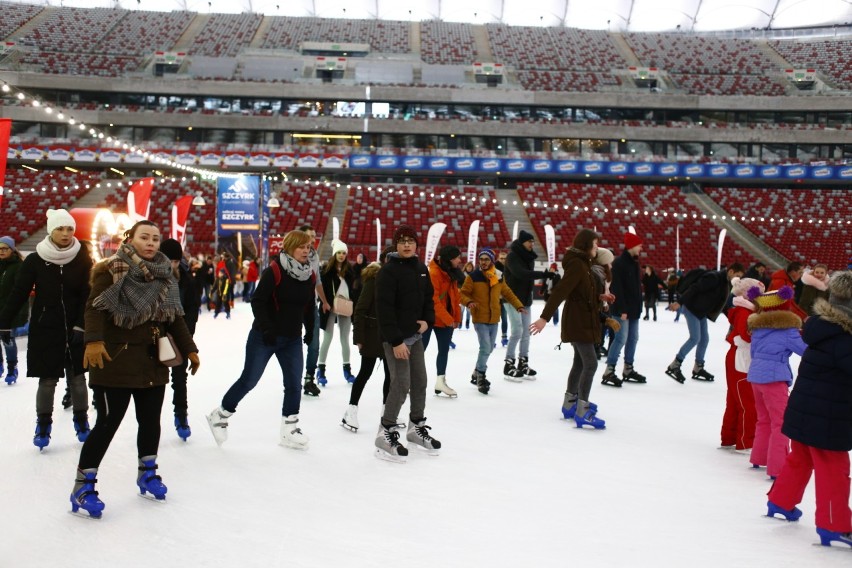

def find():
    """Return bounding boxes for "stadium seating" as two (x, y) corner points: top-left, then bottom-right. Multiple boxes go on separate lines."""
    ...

(420, 21), (477, 65)
(19, 51), (140, 77)
(19, 7), (127, 53)
(97, 10), (194, 56)
(0, 1), (42, 41)
(190, 13), (263, 57)
(770, 39), (852, 90)
(669, 73), (787, 96)
(260, 17), (410, 53)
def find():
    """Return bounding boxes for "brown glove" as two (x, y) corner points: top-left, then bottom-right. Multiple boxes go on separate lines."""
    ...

(605, 317), (621, 333)
(83, 341), (112, 369)
(188, 352), (200, 375)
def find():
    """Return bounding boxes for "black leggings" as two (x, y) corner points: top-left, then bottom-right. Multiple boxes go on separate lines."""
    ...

(78, 385), (166, 470)
(349, 356), (390, 406)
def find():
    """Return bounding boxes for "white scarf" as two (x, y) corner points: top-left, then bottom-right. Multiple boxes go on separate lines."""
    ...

(36, 236), (81, 266)
(280, 252), (314, 282)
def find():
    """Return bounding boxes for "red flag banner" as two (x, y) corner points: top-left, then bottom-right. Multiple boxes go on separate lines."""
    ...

(171, 195), (194, 246)
(127, 177), (155, 222)
(0, 118), (10, 210)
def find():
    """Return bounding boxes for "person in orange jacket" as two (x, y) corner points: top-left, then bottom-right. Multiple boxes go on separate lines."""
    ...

(769, 262), (807, 320)
(423, 246), (464, 397)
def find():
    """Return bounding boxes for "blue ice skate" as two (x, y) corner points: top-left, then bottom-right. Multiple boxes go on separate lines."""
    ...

(174, 415), (191, 441)
(4, 367), (17, 385)
(73, 413), (90, 443)
(817, 528), (852, 547)
(137, 457), (168, 501)
(561, 401), (598, 420)
(33, 422), (51, 450)
(70, 469), (105, 519)
(343, 364), (355, 384)
(574, 409), (606, 430)
(317, 365), (328, 387)
(766, 501), (802, 521)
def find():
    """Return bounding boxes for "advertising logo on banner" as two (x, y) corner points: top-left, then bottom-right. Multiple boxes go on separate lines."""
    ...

(323, 155), (345, 168)
(100, 149), (122, 163)
(273, 154), (296, 168)
(47, 147), (72, 161)
(812, 166), (833, 179)
(557, 161), (579, 173)
(784, 165), (807, 179)
(480, 159), (501, 172)
(349, 155), (372, 169)
(506, 160), (527, 172)
(218, 176), (260, 236)
(199, 153), (221, 166)
(424, 223), (447, 263)
(298, 154), (320, 168)
(659, 163), (679, 176)
(735, 165), (756, 178)
(125, 151), (146, 164)
(22, 147), (45, 160)
(404, 156), (425, 169)
(456, 158), (477, 171)
(175, 152), (197, 165)
(708, 164), (731, 178)
(428, 157), (450, 170)
(248, 154), (272, 167)
(224, 154), (247, 167)
(74, 148), (97, 162)
(376, 156), (399, 169)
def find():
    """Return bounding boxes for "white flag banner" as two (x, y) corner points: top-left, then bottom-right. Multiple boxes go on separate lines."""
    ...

(717, 229), (727, 271)
(467, 220), (481, 264)
(424, 223), (447, 263)
(375, 219), (382, 262)
(676, 225), (681, 273)
(544, 224), (556, 265)
(332, 217), (340, 241)
(512, 220), (519, 241)
(628, 225), (636, 235)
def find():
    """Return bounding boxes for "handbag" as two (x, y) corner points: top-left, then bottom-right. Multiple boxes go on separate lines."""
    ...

(333, 295), (354, 317)
(155, 328), (184, 367)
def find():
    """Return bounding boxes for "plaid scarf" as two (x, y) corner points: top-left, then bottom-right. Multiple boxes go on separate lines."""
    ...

(92, 243), (184, 329)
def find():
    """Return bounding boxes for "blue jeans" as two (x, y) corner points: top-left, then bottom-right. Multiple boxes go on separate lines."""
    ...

(606, 317), (640, 367)
(506, 308), (531, 359)
(305, 304), (320, 375)
(1, 330), (17, 367)
(223, 328), (303, 416)
(676, 307), (709, 364)
(500, 302), (508, 337)
(474, 323), (498, 372)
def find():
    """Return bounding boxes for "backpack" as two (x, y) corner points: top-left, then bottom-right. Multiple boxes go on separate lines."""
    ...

(676, 268), (706, 296)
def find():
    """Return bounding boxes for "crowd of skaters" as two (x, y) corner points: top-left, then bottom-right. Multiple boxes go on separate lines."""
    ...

(0, 208), (850, 548)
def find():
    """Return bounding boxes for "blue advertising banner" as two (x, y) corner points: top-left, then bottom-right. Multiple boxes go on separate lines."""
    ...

(402, 156), (425, 170)
(217, 176), (260, 236)
(759, 165), (782, 179)
(375, 156), (400, 169)
(707, 164), (731, 178)
(455, 157), (478, 171)
(607, 162), (630, 175)
(480, 158), (502, 172)
(349, 155), (373, 169)
(505, 159), (527, 173)
(734, 165), (757, 178)
(784, 165), (808, 179)
(428, 157), (452, 170)
(811, 166), (833, 179)
(836, 166), (852, 180)
(682, 164), (705, 177)
(556, 160), (580, 174)
(658, 163), (679, 177)
(632, 162), (656, 176)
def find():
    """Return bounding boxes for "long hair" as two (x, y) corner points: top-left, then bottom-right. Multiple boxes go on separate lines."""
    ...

(323, 253), (352, 278)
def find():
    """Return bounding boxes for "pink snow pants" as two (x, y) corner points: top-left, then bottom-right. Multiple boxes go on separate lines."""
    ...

(750, 381), (790, 477)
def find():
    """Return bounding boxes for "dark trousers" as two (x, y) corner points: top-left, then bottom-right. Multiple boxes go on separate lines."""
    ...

(349, 356), (390, 406)
(79, 385), (166, 469)
(170, 319), (196, 417)
(422, 326), (455, 375)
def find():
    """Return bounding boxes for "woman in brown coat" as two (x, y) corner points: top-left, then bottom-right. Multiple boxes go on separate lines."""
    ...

(531, 229), (608, 429)
(70, 220), (200, 519)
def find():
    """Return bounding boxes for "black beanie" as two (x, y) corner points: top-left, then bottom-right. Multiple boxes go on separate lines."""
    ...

(517, 230), (535, 243)
(392, 224), (419, 246)
(438, 245), (461, 264)
(160, 238), (183, 261)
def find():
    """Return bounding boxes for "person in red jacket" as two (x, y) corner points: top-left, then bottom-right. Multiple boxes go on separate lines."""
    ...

(769, 262), (807, 320)
(242, 259), (259, 302)
(721, 277), (763, 452)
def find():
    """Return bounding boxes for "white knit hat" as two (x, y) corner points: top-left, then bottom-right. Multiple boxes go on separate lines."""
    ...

(331, 239), (348, 255)
(595, 247), (614, 266)
(46, 209), (76, 233)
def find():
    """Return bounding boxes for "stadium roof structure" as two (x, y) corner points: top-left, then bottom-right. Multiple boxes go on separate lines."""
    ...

(9, 0), (852, 32)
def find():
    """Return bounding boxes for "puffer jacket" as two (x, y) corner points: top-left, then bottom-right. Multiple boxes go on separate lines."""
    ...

(460, 269), (522, 325)
(376, 253), (434, 347)
(746, 310), (806, 386)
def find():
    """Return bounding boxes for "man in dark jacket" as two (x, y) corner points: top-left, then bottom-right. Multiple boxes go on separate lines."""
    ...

(160, 239), (201, 441)
(602, 232), (645, 387)
(374, 225), (439, 463)
(503, 230), (552, 379)
(665, 263), (744, 383)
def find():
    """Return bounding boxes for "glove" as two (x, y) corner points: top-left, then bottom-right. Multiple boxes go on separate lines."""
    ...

(83, 341), (112, 369)
(187, 352), (200, 375)
(262, 330), (277, 346)
(604, 317), (621, 333)
(0, 329), (11, 344)
(303, 333), (313, 345)
(71, 329), (84, 346)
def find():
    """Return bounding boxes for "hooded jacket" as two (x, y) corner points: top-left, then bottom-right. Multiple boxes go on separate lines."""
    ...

(680, 270), (731, 322)
(352, 262), (383, 359)
(746, 310), (806, 385)
(782, 299), (852, 451)
(376, 254), (435, 347)
(504, 238), (548, 307)
(460, 268), (523, 325)
(429, 259), (462, 329)
(539, 248), (601, 344)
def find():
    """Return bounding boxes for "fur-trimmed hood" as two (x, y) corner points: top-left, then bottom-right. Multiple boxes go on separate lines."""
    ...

(813, 298), (852, 334)
(748, 310), (802, 331)
(801, 270), (829, 291)
(360, 262), (382, 283)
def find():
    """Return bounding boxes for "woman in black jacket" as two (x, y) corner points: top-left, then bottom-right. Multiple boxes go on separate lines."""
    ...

(0, 236), (28, 384)
(641, 265), (664, 321)
(317, 239), (355, 385)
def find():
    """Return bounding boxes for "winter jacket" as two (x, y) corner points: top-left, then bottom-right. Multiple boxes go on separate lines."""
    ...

(250, 257), (316, 342)
(429, 259), (462, 329)
(0, 255), (29, 328)
(782, 299), (852, 451)
(798, 271), (830, 316)
(609, 249), (643, 319)
(680, 270), (731, 322)
(504, 239), (548, 307)
(744, 265), (771, 289)
(176, 260), (201, 331)
(376, 254), (435, 347)
(84, 260), (197, 389)
(319, 262), (355, 329)
(460, 270), (523, 325)
(725, 299), (754, 348)
(746, 310), (806, 386)
(0, 247), (92, 378)
(352, 263), (383, 359)
(769, 269), (807, 320)
(245, 261), (259, 283)
(540, 248), (601, 344)
(642, 272), (664, 301)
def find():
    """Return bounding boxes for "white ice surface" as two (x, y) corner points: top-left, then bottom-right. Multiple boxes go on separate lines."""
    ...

(3, 301), (850, 567)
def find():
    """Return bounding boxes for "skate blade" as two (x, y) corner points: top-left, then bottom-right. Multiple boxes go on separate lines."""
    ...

(503, 376), (523, 383)
(410, 444), (440, 456)
(139, 492), (167, 503)
(434, 391), (458, 398)
(718, 445), (736, 451)
(69, 509), (103, 520)
(279, 440), (309, 450)
(763, 514), (798, 522)
(374, 448), (406, 463)
(340, 422), (358, 432)
(519, 376), (537, 381)
(812, 543), (852, 549)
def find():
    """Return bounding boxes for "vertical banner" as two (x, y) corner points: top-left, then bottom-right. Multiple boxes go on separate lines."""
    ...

(375, 218), (382, 262)
(717, 229), (727, 271)
(628, 225), (636, 235)
(127, 177), (155, 222)
(260, 178), (271, 268)
(676, 225), (681, 273)
(424, 223), (447, 263)
(0, 118), (10, 210)
(170, 195), (193, 246)
(467, 220), (480, 264)
(217, 176), (260, 258)
(512, 221), (518, 241)
(544, 224), (556, 265)
(332, 217), (340, 241)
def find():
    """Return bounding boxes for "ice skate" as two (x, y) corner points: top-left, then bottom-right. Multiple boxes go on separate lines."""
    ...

(70, 468), (105, 519)
(666, 359), (686, 384)
(61, 390), (72, 410)
(341, 405), (359, 432)
(280, 415), (309, 450)
(766, 501), (802, 521)
(691, 364), (715, 382)
(574, 407), (606, 430)
(374, 424), (408, 463)
(406, 418), (441, 455)
(316, 364), (327, 387)
(503, 358), (524, 382)
(817, 528), (852, 547)
(303, 376), (321, 397)
(501, 336), (508, 347)
(561, 401), (598, 420)
(137, 456), (167, 501)
(73, 411), (90, 443)
(622, 365), (646, 384)
(517, 356), (537, 380)
(4, 365), (17, 385)
(471, 369), (490, 394)
(434, 375), (457, 398)
(174, 414), (191, 441)
(601, 366), (623, 387)
(33, 418), (51, 450)
(206, 406), (232, 446)
(343, 364), (355, 384)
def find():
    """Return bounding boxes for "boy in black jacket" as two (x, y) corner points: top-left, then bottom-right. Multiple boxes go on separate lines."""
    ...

(374, 225), (440, 463)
